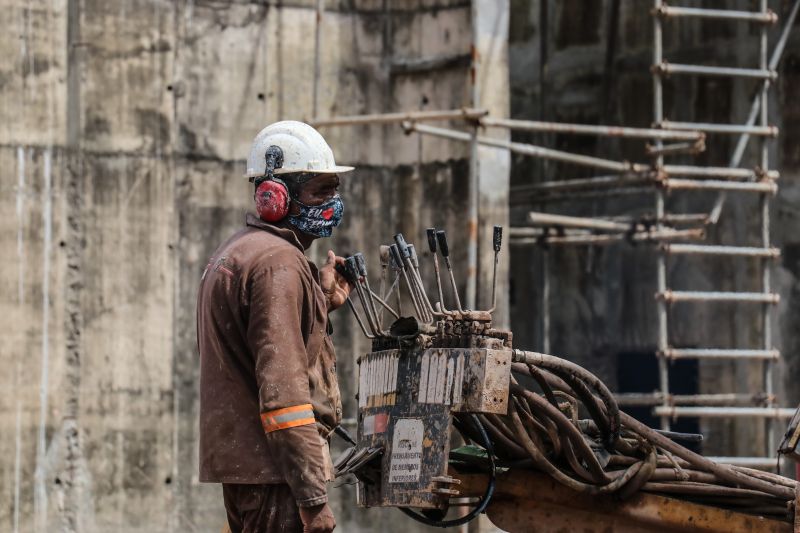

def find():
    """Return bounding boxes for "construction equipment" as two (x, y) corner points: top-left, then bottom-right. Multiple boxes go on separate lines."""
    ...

(335, 226), (799, 531)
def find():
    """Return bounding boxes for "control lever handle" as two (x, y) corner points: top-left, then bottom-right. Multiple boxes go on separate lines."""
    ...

(493, 225), (503, 253)
(426, 228), (437, 253)
(435, 230), (450, 258)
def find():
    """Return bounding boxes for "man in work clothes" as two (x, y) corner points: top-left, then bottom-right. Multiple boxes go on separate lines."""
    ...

(197, 121), (354, 532)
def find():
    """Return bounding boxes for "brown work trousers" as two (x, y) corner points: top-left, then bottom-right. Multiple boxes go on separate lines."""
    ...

(223, 484), (303, 533)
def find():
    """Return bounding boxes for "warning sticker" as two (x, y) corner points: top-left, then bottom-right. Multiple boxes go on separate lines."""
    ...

(388, 419), (424, 484)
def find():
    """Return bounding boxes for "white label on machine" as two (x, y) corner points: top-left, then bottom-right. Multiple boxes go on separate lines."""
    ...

(389, 419), (424, 484)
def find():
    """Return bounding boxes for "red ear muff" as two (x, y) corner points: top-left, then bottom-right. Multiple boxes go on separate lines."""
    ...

(255, 179), (290, 222)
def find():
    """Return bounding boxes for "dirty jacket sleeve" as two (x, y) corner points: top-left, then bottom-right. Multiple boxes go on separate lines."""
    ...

(247, 252), (330, 508)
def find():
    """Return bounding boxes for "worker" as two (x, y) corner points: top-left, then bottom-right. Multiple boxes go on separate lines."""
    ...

(197, 121), (354, 533)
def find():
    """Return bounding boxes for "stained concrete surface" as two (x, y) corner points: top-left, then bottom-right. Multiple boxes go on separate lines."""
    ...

(1, 1), (507, 532)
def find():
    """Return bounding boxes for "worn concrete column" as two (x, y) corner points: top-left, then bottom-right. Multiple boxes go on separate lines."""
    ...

(473, 0), (511, 329)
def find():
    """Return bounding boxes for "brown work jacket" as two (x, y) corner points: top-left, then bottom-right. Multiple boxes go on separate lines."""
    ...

(197, 213), (342, 507)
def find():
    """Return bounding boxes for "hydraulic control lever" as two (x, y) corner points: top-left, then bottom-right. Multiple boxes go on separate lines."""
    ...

(488, 225), (503, 313)
(338, 259), (374, 339)
(435, 230), (464, 312)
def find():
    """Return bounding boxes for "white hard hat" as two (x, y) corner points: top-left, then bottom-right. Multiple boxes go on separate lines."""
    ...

(245, 120), (354, 179)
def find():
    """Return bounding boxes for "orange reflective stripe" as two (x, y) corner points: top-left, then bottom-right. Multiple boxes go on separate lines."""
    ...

(261, 404), (316, 433)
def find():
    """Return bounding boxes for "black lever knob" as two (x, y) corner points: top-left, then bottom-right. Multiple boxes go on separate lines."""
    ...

(493, 225), (503, 253)
(393, 234), (410, 258)
(435, 230), (450, 258)
(426, 228), (437, 253)
(354, 253), (368, 277)
(389, 244), (405, 271)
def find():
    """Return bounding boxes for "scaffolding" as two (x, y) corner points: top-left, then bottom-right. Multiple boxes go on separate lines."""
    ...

(310, 1), (800, 468)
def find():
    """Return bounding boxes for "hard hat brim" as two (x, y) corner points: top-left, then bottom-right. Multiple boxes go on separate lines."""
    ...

(273, 165), (355, 175)
(245, 165), (355, 179)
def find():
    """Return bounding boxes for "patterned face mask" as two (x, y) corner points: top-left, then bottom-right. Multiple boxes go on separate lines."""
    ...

(287, 194), (344, 238)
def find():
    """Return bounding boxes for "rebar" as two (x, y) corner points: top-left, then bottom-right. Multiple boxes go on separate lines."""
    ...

(309, 108), (488, 127)
(480, 117), (703, 140)
(662, 244), (780, 258)
(658, 120), (778, 137)
(653, 61), (777, 81)
(653, 5), (777, 24)
(403, 121), (649, 173)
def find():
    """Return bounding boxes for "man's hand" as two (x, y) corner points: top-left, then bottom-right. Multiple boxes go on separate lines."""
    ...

(299, 503), (336, 533)
(320, 250), (352, 312)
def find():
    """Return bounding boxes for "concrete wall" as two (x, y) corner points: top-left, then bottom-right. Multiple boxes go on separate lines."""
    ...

(508, 0), (800, 457)
(0, 1), (508, 531)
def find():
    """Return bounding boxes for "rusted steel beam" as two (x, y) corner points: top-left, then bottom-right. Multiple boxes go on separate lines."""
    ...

(456, 470), (791, 533)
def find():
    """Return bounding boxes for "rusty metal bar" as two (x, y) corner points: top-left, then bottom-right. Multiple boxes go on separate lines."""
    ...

(311, 0), (324, 118)
(513, 228), (703, 246)
(480, 117), (702, 141)
(653, 5), (778, 24)
(705, 457), (779, 468)
(662, 178), (777, 194)
(403, 122), (649, 173)
(653, 0), (670, 432)
(616, 393), (771, 407)
(653, 61), (777, 81)
(658, 120), (778, 137)
(662, 244), (780, 258)
(662, 164), (779, 180)
(657, 290), (779, 304)
(527, 212), (631, 232)
(662, 348), (780, 361)
(759, 0), (776, 456)
(309, 108), (488, 127)
(654, 406), (795, 419)
(511, 173), (652, 194)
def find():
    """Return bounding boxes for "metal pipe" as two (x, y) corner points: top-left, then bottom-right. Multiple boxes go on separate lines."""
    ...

(653, 5), (777, 24)
(662, 164), (779, 180)
(615, 393), (771, 407)
(513, 228), (704, 246)
(466, 123), (479, 310)
(406, 243), (439, 319)
(436, 230), (463, 312)
(662, 244), (780, 258)
(378, 245), (389, 323)
(653, 0), (669, 432)
(707, 457), (781, 468)
(344, 256), (380, 336)
(404, 121), (649, 173)
(658, 120), (778, 137)
(480, 117), (702, 141)
(760, 0), (775, 457)
(488, 226), (502, 313)
(709, 0), (800, 223)
(346, 298), (374, 339)
(389, 244), (425, 320)
(653, 61), (777, 81)
(310, 108), (488, 127)
(645, 140), (704, 157)
(662, 348), (780, 361)
(511, 173), (652, 194)
(542, 249), (550, 353)
(657, 290), (779, 304)
(311, 0), (324, 118)
(354, 253), (388, 334)
(662, 178), (777, 193)
(426, 228), (451, 315)
(390, 240), (429, 322)
(654, 406), (794, 419)
(527, 212), (631, 232)
(366, 288), (399, 319)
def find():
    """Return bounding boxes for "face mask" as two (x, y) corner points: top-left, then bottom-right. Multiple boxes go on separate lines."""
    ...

(288, 194), (344, 238)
